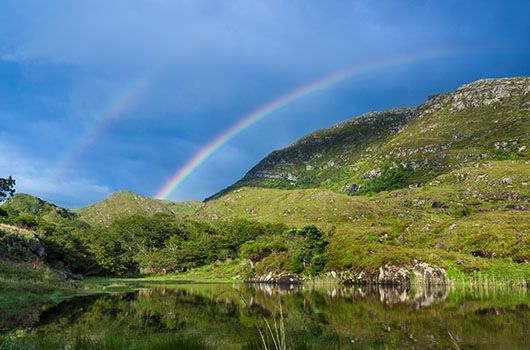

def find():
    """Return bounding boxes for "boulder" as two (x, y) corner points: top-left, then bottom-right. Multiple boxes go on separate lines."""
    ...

(246, 271), (302, 285)
(377, 265), (410, 286)
(431, 201), (448, 209)
(341, 183), (360, 194)
(411, 259), (446, 285)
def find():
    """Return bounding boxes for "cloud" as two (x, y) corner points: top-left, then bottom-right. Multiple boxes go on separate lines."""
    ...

(0, 141), (111, 208)
(1, 0), (529, 207)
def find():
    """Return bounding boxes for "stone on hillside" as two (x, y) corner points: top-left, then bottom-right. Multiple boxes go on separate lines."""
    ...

(501, 177), (513, 185)
(411, 260), (446, 285)
(341, 183), (360, 194)
(377, 265), (410, 286)
(505, 204), (529, 211)
(471, 250), (497, 259)
(363, 169), (381, 179)
(431, 201), (448, 209)
(247, 271), (302, 285)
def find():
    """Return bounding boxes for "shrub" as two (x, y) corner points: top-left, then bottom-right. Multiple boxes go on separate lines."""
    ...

(356, 160), (415, 195)
(12, 214), (38, 229)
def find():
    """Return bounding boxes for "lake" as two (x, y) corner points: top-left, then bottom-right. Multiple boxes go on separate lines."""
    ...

(0, 282), (528, 349)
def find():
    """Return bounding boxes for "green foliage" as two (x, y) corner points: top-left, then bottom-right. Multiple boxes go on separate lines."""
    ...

(492, 147), (527, 160)
(0, 176), (15, 202)
(76, 190), (202, 227)
(11, 213), (38, 229)
(240, 240), (273, 262)
(309, 254), (327, 275)
(287, 225), (328, 276)
(356, 160), (415, 195)
(242, 224), (329, 277)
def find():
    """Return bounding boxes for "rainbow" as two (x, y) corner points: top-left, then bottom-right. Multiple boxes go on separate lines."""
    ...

(155, 49), (460, 200)
(51, 65), (166, 179)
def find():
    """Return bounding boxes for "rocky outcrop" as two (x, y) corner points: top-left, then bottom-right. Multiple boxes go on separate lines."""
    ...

(421, 77), (530, 114)
(450, 77), (530, 111)
(339, 260), (447, 286)
(410, 259), (446, 285)
(0, 226), (45, 263)
(0, 224), (83, 280)
(377, 265), (410, 286)
(246, 271), (302, 285)
(341, 183), (360, 194)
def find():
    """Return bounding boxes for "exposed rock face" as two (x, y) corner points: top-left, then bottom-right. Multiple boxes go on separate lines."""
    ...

(450, 78), (530, 111)
(378, 265), (409, 286)
(411, 259), (446, 285)
(340, 260), (446, 286)
(341, 183), (360, 194)
(0, 227), (45, 262)
(246, 271), (302, 285)
(421, 77), (530, 114)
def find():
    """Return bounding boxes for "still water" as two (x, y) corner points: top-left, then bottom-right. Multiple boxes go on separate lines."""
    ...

(1, 282), (528, 349)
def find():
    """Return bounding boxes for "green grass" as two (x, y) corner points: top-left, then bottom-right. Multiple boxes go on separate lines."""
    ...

(0, 333), (212, 350)
(75, 190), (202, 227)
(196, 160), (530, 278)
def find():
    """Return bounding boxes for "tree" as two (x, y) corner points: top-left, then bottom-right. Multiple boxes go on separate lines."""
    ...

(0, 176), (15, 202)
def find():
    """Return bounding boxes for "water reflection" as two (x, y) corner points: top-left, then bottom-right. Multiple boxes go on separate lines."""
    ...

(245, 283), (449, 308)
(0, 282), (528, 349)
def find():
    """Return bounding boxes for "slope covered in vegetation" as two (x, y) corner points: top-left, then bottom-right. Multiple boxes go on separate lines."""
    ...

(76, 190), (202, 227)
(211, 77), (530, 198)
(196, 160), (530, 279)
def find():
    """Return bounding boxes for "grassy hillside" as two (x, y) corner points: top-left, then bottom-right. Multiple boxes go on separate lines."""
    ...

(210, 77), (530, 199)
(195, 160), (530, 278)
(1, 193), (79, 225)
(210, 108), (415, 199)
(76, 190), (202, 227)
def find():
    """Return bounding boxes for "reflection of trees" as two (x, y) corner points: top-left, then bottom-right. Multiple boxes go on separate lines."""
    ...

(3, 283), (528, 350)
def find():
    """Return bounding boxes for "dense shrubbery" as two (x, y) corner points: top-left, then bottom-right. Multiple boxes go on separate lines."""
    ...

(356, 160), (415, 195)
(0, 204), (305, 277)
(238, 224), (329, 277)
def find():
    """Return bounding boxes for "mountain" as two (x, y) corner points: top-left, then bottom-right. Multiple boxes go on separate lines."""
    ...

(76, 190), (202, 227)
(210, 77), (530, 199)
(192, 77), (530, 276)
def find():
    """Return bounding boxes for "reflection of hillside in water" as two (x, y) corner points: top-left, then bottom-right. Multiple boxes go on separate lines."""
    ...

(1, 282), (528, 349)
(245, 283), (448, 308)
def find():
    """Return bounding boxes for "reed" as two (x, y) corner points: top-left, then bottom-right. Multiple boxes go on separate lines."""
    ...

(258, 301), (287, 350)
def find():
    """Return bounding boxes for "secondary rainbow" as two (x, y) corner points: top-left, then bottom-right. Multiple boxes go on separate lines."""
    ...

(155, 49), (458, 199)
(51, 65), (165, 179)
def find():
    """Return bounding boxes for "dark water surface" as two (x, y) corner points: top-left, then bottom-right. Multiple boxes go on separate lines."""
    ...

(1, 282), (528, 349)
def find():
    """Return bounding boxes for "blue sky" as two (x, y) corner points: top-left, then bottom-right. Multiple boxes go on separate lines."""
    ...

(0, 0), (529, 208)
